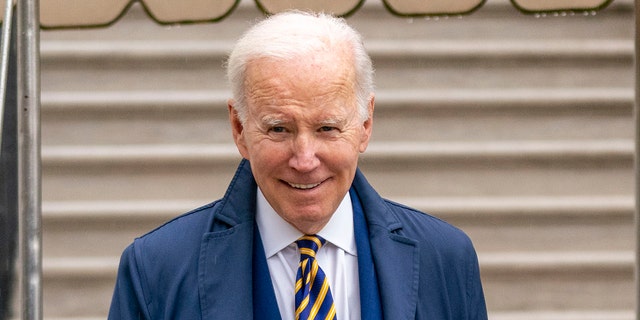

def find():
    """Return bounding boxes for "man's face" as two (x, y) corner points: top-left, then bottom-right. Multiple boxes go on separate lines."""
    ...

(229, 51), (373, 234)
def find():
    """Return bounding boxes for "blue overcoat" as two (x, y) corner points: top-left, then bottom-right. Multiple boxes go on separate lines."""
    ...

(108, 159), (487, 319)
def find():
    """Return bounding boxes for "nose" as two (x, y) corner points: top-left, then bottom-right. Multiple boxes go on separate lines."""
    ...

(289, 133), (320, 172)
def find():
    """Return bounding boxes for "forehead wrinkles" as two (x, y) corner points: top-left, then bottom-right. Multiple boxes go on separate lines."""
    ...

(244, 70), (287, 107)
(246, 62), (356, 110)
(242, 53), (361, 130)
(313, 71), (355, 102)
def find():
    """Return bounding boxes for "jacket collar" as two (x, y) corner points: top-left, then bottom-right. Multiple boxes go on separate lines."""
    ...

(199, 160), (420, 319)
(352, 168), (420, 320)
(209, 158), (257, 230)
(198, 159), (257, 319)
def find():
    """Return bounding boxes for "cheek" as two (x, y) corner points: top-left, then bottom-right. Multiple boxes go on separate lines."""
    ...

(248, 140), (290, 167)
(320, 142), (361, 169)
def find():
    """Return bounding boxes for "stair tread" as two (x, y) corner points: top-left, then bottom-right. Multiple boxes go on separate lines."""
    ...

(42, 250), (635, 279)
(42, 195), (633, 219)
(40, 88), (633, 113)
(40, 38), (633, 59)
(40, 139), (633, 165)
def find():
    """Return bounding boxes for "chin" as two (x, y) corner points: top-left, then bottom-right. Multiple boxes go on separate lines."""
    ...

(284, 208), (331, 227)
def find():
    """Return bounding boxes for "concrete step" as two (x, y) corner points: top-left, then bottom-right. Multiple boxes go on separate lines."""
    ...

(40, 37), (633, 62)
(40, 140), (633, 201)
(480, 251), (634, 312)
(40, 38), (633, 92)
(403, 195), (634, 253)
(490, 311), (634, 320)
(39, 1), (633, 94)
(40, 251), (634, 318)
(41, 195), (633, 258)
(40, 88), (633, 146)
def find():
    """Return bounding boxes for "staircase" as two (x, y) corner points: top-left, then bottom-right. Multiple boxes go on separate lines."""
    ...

(38, 0), (635, 318)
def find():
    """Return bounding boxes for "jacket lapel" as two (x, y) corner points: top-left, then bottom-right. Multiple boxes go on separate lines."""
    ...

(198, 222), (254, 319)
(195, 161), (421, 319)
(352, 169), (420, 320)
(368, 224), (420, 320)
(198, 160), (258, 319)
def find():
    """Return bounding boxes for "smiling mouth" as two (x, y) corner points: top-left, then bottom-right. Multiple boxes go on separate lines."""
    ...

(287, 182), (322, 190)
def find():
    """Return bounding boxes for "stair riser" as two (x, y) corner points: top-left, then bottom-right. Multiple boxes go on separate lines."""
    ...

(457, 216), (634, 253)
(41, 158), (632, 201)
(482, 270), (634, 311)
(40, 54), (633, 92)
(40, 265), (633, 317)
(42, 210), (633, 258)
(40, 100), (633, 145)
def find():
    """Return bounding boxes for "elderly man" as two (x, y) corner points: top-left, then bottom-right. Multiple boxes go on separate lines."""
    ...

(108, 11), (487, 320)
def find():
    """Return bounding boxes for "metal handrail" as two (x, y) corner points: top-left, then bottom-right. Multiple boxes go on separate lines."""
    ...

(0, 0), (13, 153)
(17, 0), (41, 318)
(635, 0), (639, 318)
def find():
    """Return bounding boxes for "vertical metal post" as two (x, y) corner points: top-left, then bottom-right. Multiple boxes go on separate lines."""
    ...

(0, 4), (18, 320)
(16, 0), (40, 318)
(635, 0), (640, 318)
(0, 0), (14, 151)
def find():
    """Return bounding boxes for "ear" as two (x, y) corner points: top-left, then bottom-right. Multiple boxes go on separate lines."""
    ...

(228, 99), (250, 159)
(359, 93), (375, 153)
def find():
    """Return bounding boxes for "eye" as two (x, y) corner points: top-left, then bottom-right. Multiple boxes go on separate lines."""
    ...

(319, 126), (337, 132)
(270, 126), (286, 133)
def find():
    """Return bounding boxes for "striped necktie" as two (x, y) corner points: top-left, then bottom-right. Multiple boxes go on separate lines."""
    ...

(294, 235), (337, 320)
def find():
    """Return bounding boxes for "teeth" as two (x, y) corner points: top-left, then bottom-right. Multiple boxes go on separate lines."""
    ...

(289, 182), (320, 189)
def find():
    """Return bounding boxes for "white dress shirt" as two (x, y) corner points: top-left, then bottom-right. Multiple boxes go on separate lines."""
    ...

(256, 188), (361, 320)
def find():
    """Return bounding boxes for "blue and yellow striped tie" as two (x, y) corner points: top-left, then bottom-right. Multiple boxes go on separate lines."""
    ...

(294, 235), (337, 320)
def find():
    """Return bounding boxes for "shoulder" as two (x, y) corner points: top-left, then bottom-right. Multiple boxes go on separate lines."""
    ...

(126, 201), (221, 287)
(131, 201), (220, 260)
(113, 202), (221, 316)
(352, 169), (475, 252)
(383, 199), (475, 253)
(379, 202), (487, 318)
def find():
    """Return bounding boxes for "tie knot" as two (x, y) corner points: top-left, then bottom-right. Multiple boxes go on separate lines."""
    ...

(296, 235), (326, 259)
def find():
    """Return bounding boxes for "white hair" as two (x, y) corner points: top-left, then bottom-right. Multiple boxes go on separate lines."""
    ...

(226, 11), (374, 124)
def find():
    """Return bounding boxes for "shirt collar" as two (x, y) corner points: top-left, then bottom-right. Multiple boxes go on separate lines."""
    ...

(255, 188), (356, 258)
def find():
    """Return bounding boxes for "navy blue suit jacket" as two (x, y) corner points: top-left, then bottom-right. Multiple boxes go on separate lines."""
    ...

(108, 160), (487, 319)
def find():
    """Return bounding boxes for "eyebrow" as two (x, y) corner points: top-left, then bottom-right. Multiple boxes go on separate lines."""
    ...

(320, 117), (346, 126)
(261, 116), (286, 127)
(260, 115), (347, 127)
